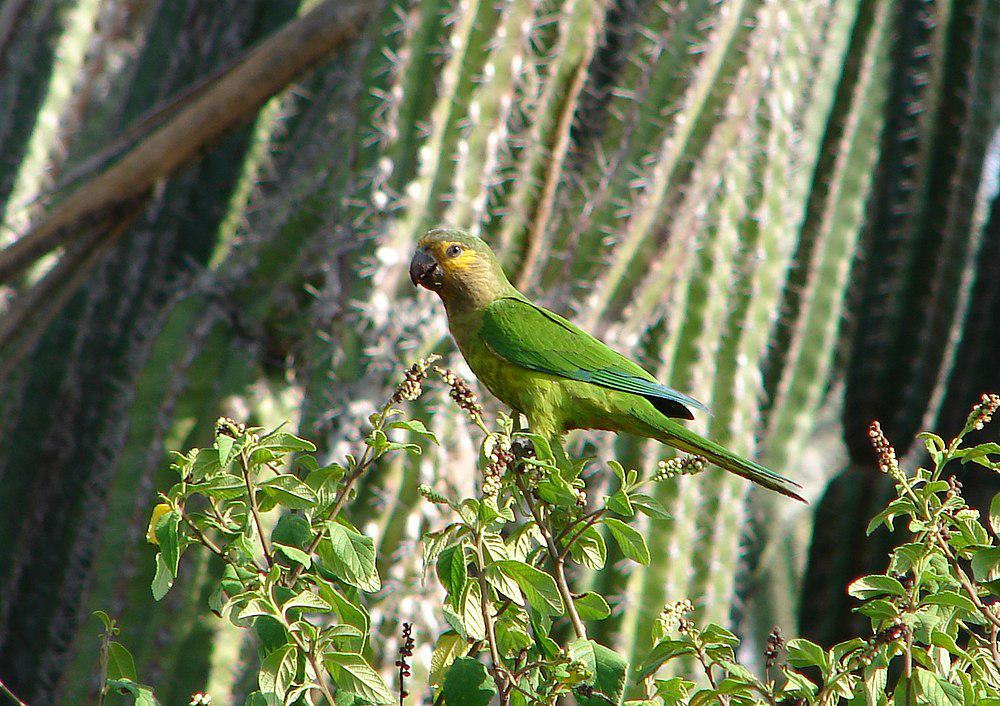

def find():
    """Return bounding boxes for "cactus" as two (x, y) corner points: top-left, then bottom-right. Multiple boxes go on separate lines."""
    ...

(746, 0), (896, 647)
(801, 0), (1000, 646)
(0, 2), (303, 702)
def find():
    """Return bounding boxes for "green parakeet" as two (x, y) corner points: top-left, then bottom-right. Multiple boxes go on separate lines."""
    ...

(409, 228), (803, 501)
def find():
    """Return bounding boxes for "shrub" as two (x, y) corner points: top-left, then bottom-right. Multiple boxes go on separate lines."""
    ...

(90, 366), (998, 705)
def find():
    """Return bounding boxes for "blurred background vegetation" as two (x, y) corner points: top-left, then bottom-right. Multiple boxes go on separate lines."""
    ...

(0, 0), (996, 703)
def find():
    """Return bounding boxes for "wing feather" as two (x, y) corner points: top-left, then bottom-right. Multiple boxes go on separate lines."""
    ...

(479, 297), (707, 419)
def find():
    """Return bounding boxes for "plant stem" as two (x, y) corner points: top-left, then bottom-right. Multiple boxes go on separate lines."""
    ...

(287, 401), (395, 587)
(556, 509), (606, 561)
(306, 649), (337, 706)
(933, 532), (1000, 629)
(473, 535), (509, 706)
(240, 453), (273, 567)
(283, 617), (337, 706)
(0, 675), (29, 706)
(514, 474), (586, 639)
(97, 627), (109, 706)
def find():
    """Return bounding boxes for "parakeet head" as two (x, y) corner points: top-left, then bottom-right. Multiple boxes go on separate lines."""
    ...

(410, 229), (514, 309)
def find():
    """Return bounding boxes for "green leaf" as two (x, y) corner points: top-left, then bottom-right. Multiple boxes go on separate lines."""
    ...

(984, 578), (1000, 599)
(603, 518), (650, 565)
(495, 614), (532, 656)
(317, 581), (369, 646)
(972, 546), (1000, 582)
(655, 677), (696, 706)
(863, 665), (888, 706)
(154, 510), (181, 578)
(989, 492), (1000, 536)
(319, 522), (380, 591)
(388, 418), (439, 444)
(429, 632), (467, 686)
(436, 544), (468, 609)
(106, 642), (137, 682)
(636, 640), (696, 679)
(578, 643), (628, 706)
(484, 563), (524, 607)
(273, 542), (311, 568)
(914, 668), (962, 706)
(568, 638), (598, 681)
(919, 432), (946, 466)
(857, 598), (899, 621)
(495, 560), (564, 616)
(216, 435), (236, 467)
(567, 524), (607, 569)
(282, 590), (333, 617)
(189, 448), (222, 480)
(259, 475), (318, 510)
(929, 630), (974, 662)
(606, 489), (634, 517)
(237, 597), (276, 621)
(866, 498), (916, 535)
(107, 679), (159, 706)
(847, 574), (906, 600)
(150, 553), (173, 601)
(701, 624), (739, 648)
(259, 645), (297, 701)
(442, 657), (496, 706)
(920, 590), (976, 614)
(781, 670), (817, 697)
(630, 493), (672, 520)
(574, 592), (611, 621)
(325, 653), (393, 704)
(460, 581), (487, 640)
(191, 474), (245, 500)
(514, 432), (555, 464)
(93, 610), (114, 631)
(242, 692), (269, 706)
(260, 430), (317, 453)
(253, 616), (288, 654)
(271, 513), (312, 548)
(535, 470), (579, 507)
(785, 639), (828, 670)
(956, 442), (1000, 469)
(305, 464), (346, 507)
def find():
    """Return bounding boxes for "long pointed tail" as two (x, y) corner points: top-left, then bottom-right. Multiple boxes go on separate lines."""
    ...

(646, 415), (805, 502)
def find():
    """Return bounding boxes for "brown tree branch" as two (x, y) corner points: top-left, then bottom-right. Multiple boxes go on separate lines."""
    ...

(0, 0), (369, 284)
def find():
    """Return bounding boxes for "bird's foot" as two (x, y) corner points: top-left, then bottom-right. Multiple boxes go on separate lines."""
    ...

(510, 437), (536, 460)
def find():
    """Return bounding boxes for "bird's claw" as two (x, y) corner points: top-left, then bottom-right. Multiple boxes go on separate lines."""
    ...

(510, 437), (536, 460)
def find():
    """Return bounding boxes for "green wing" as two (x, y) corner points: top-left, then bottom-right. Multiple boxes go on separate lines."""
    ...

(479, 297), (707, 419)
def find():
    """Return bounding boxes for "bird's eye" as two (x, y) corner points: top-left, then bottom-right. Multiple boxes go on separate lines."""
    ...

(445, 244), (463, 258)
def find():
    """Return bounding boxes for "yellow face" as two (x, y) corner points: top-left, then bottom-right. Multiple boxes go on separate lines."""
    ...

(417, 237), (478, 275)
(410, 230), (503, 302)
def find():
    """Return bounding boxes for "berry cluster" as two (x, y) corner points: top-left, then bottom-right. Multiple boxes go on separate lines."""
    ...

(850, 619), (910, 668)
(764, 626), (784, 669)
(215, 416), (246, 438)
(395, 622), (415, 699)
(417, 483), (450, 505)
(391, 355), (438, 404)
(657, 599), (695, 634)
(483, 439), (514, 496)
(436, 367), (484, 421)
(968, 393), (1000, 431)
(654, 455), (707, 481)
(868, 421), (902, 481)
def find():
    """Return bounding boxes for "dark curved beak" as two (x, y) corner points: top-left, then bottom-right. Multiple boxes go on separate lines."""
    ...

(409, 249), (442, 289)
